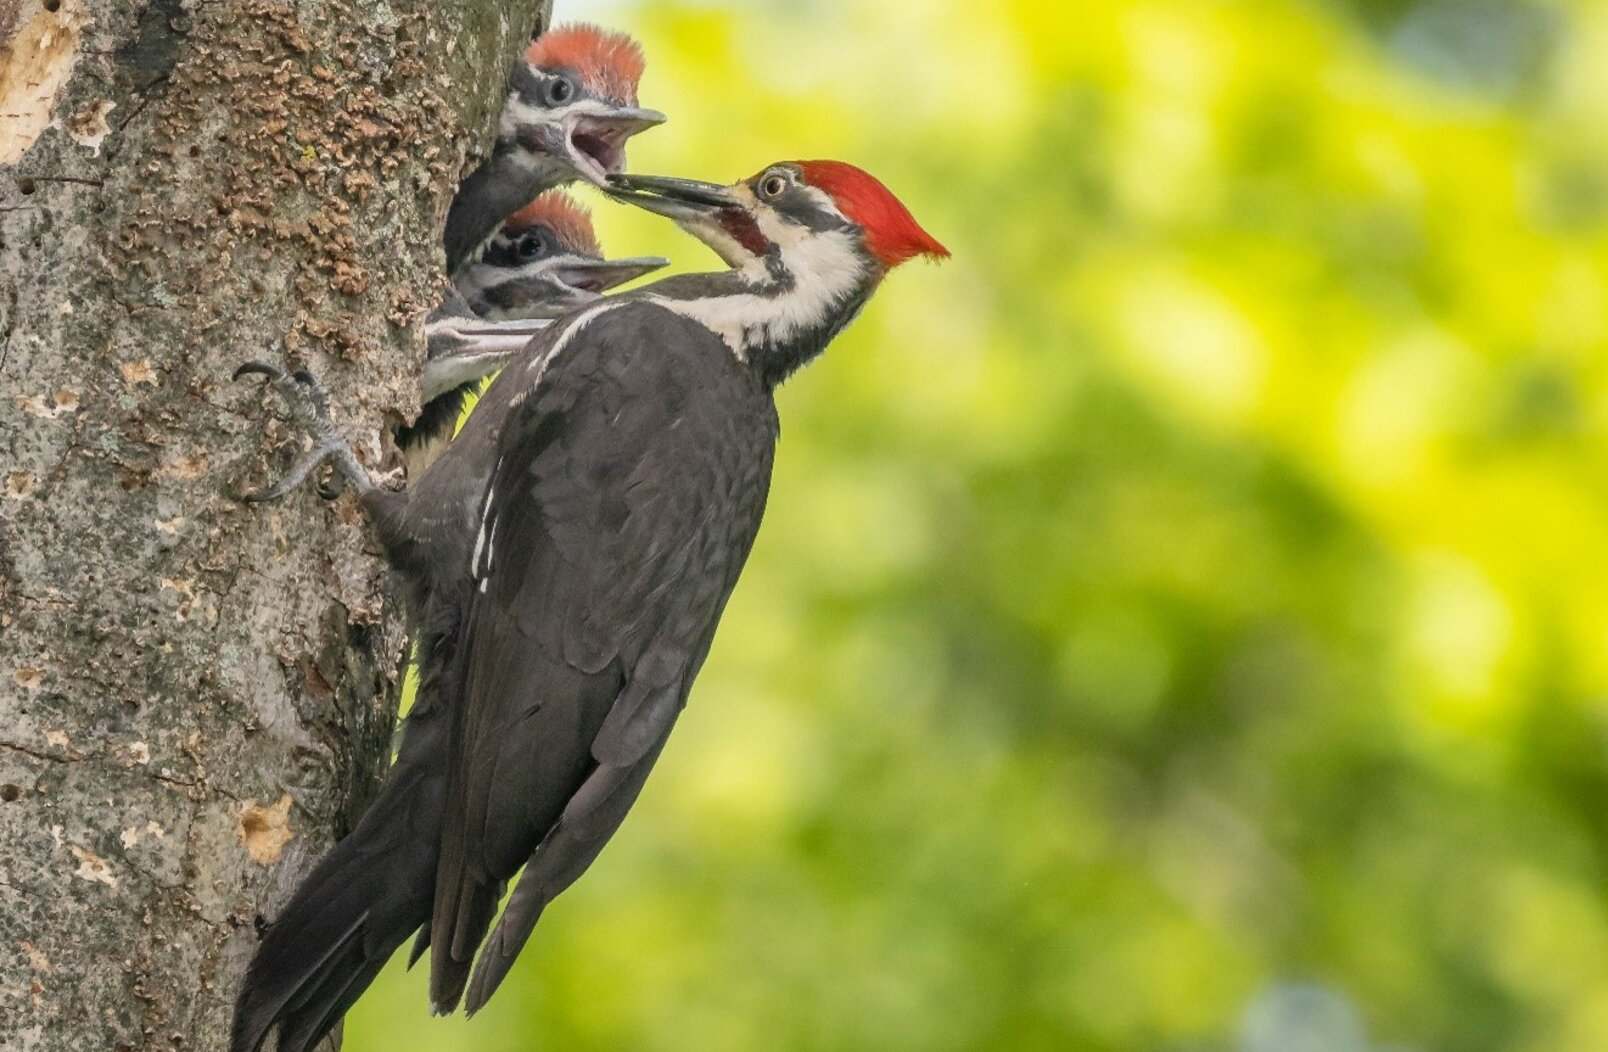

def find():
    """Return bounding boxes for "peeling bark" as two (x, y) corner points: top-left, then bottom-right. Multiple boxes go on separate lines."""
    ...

(0, 0), (549, 1046)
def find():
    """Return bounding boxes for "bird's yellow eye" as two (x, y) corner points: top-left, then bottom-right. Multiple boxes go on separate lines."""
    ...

(759, 172), (787, 199)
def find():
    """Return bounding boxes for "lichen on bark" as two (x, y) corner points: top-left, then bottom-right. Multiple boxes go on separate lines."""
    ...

(0, 0), (549, 1046)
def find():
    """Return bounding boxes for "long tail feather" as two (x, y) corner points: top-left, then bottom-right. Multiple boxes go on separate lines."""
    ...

(231, 708), (448, 1052)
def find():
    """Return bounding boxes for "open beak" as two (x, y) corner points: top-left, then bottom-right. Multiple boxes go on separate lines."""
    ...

(593, 105), (666, 137)
(557, 105), (667, 186)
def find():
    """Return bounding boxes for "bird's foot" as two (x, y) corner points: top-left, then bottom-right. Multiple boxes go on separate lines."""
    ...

(234, 362), (376, 502)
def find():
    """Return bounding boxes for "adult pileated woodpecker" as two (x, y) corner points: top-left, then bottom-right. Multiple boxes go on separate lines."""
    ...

(442, 24), (664, 274)
(230, 160), (946, 1052)
(402, 192), (667, 477)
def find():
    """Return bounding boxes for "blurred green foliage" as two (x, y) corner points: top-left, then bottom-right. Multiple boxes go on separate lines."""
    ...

(348, 0), (1608, 1048)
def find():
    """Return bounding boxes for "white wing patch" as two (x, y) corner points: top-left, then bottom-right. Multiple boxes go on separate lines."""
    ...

(472, 454), (504, 584)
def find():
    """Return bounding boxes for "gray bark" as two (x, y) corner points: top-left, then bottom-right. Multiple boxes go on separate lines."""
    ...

(0, 0), (549, 1047)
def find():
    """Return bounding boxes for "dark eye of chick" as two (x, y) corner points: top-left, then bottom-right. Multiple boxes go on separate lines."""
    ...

(546, 76), (574, 105)
(517, 234), (546, 260)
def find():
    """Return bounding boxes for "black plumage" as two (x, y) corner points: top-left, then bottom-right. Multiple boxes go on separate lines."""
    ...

(429, 307), (775, 1012)
(399, 197), (665, 479)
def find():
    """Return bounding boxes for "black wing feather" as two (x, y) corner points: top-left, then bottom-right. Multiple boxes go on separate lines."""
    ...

(428, 304), (777, 1013)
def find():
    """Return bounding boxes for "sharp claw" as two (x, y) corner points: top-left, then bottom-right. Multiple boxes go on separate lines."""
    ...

(236, 361), (376, 502)
(241, 482), (293, 504)
(241, 440), (345, 503)
(241, 471), (303, 503)
(233, 361), (285, 383)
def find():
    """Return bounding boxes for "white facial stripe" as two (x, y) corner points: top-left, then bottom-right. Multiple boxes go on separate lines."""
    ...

(464, 256), (568, 283)
(683, 219), (757, 269)
(649, 228), (867, 359)
(502, 91), (620, 131)
(422, 345), (530, 401)
(799, 184), (844, 220)
(676, 184), (762, 268)
(755, 207), (813, 249)
(499, 94), (545, 139)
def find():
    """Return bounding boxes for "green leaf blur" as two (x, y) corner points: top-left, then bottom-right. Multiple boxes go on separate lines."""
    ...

(348, 1), (1608, 1048)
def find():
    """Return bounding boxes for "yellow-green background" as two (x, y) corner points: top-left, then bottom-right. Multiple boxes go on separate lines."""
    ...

(350, 1), (1608, 1048)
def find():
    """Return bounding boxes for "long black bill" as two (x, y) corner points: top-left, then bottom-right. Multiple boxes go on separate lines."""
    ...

(603, 173), (736, 220)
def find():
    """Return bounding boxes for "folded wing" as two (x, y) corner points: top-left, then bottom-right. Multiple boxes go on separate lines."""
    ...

(425, 304), (778, 1013)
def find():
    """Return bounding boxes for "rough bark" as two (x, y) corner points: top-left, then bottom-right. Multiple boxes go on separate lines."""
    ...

(0, 0), (549, 1046)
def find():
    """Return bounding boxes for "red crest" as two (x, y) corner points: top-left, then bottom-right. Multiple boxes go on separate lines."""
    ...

(503, 191), (601, 256)
(525, 24), (646, 105)
(796, 160), (949, 269)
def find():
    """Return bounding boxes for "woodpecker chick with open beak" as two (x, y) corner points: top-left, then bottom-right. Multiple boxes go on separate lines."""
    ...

(503, 27), (663, 187)
(443, 24), (664, 273)
(230, 160), (945, 1052)
(455, 190), (667, 321)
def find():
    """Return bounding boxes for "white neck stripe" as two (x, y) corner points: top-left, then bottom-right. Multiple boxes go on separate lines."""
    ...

(646, 229), (867, 360)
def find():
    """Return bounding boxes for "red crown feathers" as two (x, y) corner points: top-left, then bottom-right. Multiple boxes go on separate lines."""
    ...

(797, 161), (948, 269)
(525, 24), (646, 106)
(503, 191), (602, 256)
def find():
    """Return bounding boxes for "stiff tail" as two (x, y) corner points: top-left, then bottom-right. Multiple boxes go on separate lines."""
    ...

(231, 709), (447, 1052)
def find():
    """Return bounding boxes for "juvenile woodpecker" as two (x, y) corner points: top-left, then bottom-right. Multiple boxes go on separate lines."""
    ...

(455, 190), (667, 322)
(443, 24), (663, 274)
(401, 192), (667, 477)
(230, 160), (946, 1052)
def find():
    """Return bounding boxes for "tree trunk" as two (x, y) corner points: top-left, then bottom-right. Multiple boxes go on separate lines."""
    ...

(0, 0), (548, 1046)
